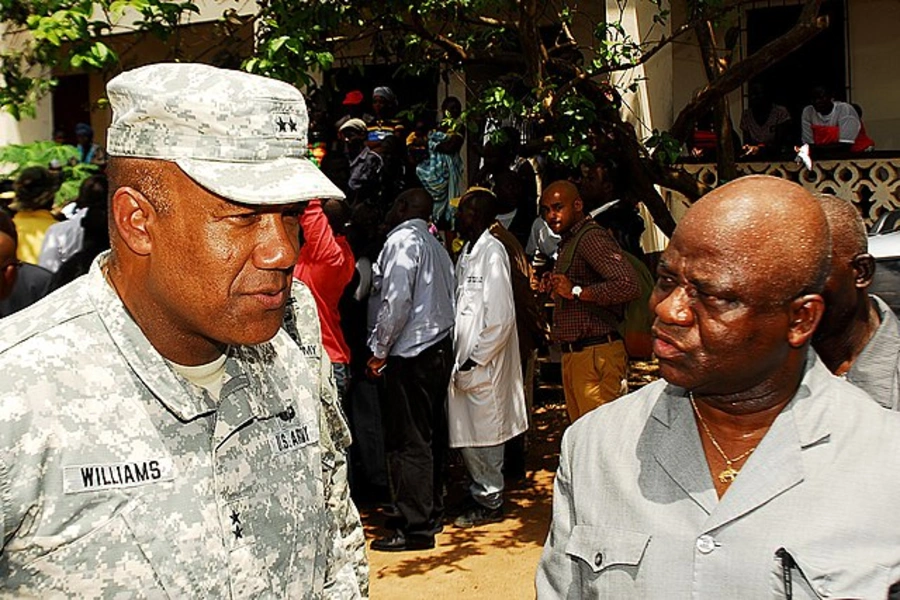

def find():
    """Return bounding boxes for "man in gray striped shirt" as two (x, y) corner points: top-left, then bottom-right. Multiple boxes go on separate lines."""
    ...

(366, 188), (456, 552)
(813, 193), (900, 410)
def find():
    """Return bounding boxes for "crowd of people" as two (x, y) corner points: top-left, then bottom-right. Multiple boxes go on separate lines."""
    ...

(0, 145), (110, 319)
(1, 62), (899, 598)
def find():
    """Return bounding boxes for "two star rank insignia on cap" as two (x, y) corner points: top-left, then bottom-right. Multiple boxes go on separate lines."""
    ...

(275, 116), (298, 133)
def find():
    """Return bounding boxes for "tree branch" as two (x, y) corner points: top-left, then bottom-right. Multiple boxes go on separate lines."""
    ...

(459, 14), (514, 29)
(669, 0), (825, 143)
(406, 12), (468, 62)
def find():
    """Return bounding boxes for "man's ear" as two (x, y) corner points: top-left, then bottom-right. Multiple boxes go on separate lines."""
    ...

(0, 263), (17, 300)
(110, 187), (157, 256)
(787, 294), (826, 348)
(853, 253), (876, 289)
(574, 197), (584, 213)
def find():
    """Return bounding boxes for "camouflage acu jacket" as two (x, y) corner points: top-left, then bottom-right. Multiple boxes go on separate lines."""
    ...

(283, 279), (368, 597)
(0, 257), (360, 598)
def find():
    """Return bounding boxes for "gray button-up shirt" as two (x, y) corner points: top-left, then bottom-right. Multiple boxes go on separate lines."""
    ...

(368, 218), (455, 359)
(845, 294), (900, 410)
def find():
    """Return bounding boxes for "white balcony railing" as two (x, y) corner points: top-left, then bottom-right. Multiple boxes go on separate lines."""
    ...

(669, 154), (900, 226)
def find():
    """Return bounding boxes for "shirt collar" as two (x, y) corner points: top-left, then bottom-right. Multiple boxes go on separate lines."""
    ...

(387, 217), (429, 238)
(560, 216), (593, 242)
(86, 252), (285, 422)
(652, 350), (832, 448)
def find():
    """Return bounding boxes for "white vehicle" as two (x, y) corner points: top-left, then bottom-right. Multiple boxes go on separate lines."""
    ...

(868, 209), (900, 314)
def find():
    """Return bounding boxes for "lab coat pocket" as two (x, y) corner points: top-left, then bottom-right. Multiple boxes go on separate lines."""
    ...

(772, 546), (890, 599)
(454, 364), (492, 397)
(566, 525), (650, 578)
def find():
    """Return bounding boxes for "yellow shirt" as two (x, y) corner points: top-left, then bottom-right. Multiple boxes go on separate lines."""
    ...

(13, 209), (56, 264)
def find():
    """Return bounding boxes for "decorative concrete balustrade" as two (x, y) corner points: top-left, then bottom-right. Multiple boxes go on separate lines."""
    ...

(668, 153), (900, 225)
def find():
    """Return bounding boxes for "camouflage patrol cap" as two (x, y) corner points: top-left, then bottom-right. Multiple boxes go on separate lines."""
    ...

(105, 62), (344, 205)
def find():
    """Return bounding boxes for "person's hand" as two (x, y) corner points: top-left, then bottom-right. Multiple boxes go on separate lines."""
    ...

(366, 356), (387, 379)
(539, 271), (554, 294)
(549, 274), (575, 300)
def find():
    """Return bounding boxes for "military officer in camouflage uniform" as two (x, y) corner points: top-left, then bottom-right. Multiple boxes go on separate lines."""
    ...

(283, 279), (368, 596)
(0, 63), (365, 597)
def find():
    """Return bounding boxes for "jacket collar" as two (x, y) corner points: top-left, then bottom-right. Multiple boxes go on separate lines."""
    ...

(86, 253), (286, 433)
(650, 351), (833, 530)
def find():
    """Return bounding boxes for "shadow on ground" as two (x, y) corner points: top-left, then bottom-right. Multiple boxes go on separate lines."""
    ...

(361, 392), (568, 580)
(362, 359), (659, 596)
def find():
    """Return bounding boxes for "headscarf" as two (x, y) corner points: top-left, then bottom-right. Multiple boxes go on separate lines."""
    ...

(372, 86), (397, 105)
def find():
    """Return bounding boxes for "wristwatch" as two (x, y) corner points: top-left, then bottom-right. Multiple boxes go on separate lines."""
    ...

(571, 285), (583, 300)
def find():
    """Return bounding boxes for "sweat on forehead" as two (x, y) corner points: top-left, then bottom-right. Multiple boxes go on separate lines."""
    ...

(676, 175), (831, 297)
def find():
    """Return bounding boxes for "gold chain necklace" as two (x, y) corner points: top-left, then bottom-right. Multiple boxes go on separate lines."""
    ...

(689, 392), (757, 484)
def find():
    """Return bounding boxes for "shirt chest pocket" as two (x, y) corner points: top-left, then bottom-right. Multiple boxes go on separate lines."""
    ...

(458, 280), (484, 316)
(20, 497), (207, 598)
(774, 547), (891, 599)
(565, 524), (651, 593)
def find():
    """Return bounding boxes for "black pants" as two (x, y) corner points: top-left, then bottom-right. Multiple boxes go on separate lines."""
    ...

(381, 335), (453, 538)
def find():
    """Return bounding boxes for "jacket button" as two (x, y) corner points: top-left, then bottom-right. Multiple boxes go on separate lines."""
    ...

(594, 552), (603, 567)
(696, 534), (716, 554)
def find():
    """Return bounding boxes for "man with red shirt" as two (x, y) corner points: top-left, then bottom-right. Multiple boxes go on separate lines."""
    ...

(801, 86), (874, 156)
(294, 198), (356, 397)
(539, 180), (640, 423)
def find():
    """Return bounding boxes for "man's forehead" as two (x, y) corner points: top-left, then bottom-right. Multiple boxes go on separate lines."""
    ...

(540, 188), (576, 206)
(662, 229), (753, 279)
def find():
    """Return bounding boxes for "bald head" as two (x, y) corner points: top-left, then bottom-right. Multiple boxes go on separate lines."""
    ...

(816, 193), (867, 258)
(540, 180), (584, 235)
(542, 180), (580, 204)
(652, 175), (830, 398)
(678, 175), (830, 303)
(810, 194), (877, 350)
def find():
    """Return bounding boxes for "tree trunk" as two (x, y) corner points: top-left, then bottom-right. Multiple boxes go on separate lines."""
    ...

(694, 17), (739, 182)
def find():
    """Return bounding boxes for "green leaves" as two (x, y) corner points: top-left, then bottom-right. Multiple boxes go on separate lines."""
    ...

(645, 129), (683, 165)
(0, 0), (205, 114)
(69, 42), (113, 68)
(592, 21), (643, 72)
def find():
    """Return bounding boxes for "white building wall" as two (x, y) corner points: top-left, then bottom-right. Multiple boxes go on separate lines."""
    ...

(848, 0), (900, 149)
(0, 0), (251, 148)
(608, 0), (675, 137)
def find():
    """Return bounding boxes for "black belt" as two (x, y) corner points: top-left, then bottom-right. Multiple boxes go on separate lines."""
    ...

(559, 333), (621, 353)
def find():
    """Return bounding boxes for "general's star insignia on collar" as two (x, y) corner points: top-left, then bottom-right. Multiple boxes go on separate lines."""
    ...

(276, 117), (287, 132)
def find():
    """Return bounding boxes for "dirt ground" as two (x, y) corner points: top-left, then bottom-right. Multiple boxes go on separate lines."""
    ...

(362, 400), (568, 600)
(361, 361), (659, 599)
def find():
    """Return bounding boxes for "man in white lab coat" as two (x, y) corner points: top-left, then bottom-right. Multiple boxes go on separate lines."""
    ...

(449, 188), (528, 528)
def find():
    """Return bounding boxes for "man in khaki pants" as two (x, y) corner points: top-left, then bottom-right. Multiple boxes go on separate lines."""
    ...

(539, 180), (639, 422)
